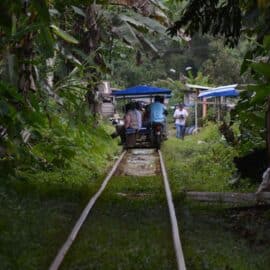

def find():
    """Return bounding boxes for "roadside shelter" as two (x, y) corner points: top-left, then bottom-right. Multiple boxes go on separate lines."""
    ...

(185, 83), (239, 128)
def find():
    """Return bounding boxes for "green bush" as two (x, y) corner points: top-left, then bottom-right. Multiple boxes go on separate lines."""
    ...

(163, 123), (237, 192)
(0, 77), (118, 175)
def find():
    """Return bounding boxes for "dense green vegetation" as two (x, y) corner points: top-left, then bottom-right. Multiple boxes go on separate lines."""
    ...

(0, 0), (174, 175)
(167, 0), (270, 161)
(1, 0), (269, 174)
(1, 0), (270, 269)
(163, 124), (270, 270)
(0, 124), (262, 270)
(0, 125), (119, 270)
(178, 202), (270, 270)
(163, 124), (239, 192)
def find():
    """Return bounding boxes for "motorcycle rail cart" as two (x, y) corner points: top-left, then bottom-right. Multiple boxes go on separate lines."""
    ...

(112, 85), (171, 149)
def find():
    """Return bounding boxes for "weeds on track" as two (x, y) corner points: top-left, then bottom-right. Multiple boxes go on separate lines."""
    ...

(60, 176), (177, 270)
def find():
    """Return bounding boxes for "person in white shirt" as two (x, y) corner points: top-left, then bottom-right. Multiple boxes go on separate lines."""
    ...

(173, 104), (188, 139)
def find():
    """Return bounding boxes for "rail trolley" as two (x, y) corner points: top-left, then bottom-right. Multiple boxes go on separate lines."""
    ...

(112, 85), (171, 149)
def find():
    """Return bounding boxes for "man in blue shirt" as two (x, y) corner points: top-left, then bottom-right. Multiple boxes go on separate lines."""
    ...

(149, 96), (167, 124)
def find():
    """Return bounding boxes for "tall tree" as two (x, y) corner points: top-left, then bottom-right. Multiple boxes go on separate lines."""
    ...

(167, 0), (270, 166)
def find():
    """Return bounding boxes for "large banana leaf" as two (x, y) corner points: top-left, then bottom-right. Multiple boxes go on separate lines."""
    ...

(112, 22), (141, 46)
(108, 0), (169, 24)
(51, 25), (79, 44)
(248, 84), (270, 104)
(119, 13), (167, 34)
(136, 33), (159, 56)
(112, 21), (160, 56)
(59, 46), (82, 66)
(104, 7), (167, 56)
(71, 5), (86, 17)
(149, 0), (168, 12)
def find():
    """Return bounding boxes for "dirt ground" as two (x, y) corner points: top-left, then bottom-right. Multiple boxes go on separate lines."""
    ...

(115, 149), (161, 176)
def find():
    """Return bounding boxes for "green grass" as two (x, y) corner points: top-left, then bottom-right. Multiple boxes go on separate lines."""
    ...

(177, 202), (270, 270)
(0, 184), (83, 270)
(1, 123), (269, 270)
(0, 124), (120, 270)
(163, 123), (270, 269)
(163, 123), (255, 192)
(60, 176), (177, 270)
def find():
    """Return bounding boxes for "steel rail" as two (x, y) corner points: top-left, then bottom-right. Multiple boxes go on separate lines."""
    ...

(159, 150), (187, 270)
(49, 151), (127, 270)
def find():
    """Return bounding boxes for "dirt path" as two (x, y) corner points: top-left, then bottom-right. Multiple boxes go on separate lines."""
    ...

(115, 149), (161, 176)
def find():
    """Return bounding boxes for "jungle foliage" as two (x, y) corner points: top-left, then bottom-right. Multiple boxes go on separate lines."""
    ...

(165, 0), (270, 162)
(1, 1), (270, 269)
(163, 123), (239, 192)
(107, 0), (270, 182)
(0, 0), (173, 175)
(1, 0), (270, 177)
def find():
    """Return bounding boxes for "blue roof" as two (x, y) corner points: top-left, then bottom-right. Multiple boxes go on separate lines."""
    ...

(198, 85), (239, 98)
(112, 85), (171, 97)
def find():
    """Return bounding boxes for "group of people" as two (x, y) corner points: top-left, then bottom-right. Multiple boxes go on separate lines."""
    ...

(112, 96), (167, 144)
(112, 97), (189, 143)
(124, 102), (142, 130)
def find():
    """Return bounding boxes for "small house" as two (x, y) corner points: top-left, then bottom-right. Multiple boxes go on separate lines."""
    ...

(98, 81), (115, 117)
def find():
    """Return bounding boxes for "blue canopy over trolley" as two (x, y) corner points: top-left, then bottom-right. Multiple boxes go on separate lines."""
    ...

(112, 85), (171, 98)
(112, 85), (171, 149)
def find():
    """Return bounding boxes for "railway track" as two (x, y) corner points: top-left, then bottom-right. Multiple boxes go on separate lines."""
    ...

(49, 149), (186, 270)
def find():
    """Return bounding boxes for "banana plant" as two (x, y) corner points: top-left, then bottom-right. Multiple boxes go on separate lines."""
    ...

(0, 0), (175, 168)
(0, 0), (85, 167)
(60, 1), (175, 115)
(69, 2), (171, 60)
(0, 0), (81, 93)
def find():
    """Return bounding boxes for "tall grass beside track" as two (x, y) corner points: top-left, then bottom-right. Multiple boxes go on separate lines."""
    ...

(1, 123), (269, 270)
(0, 124), (119, 270)
(163, 123), (270, 270)
(163, 123), (239, 192)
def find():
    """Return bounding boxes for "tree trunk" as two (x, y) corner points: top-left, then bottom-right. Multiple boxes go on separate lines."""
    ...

(16, 13), (37, 99)
(185, 191), (270, 204)
(82, 4), (103, 119)
(266, 96), (270, 166)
